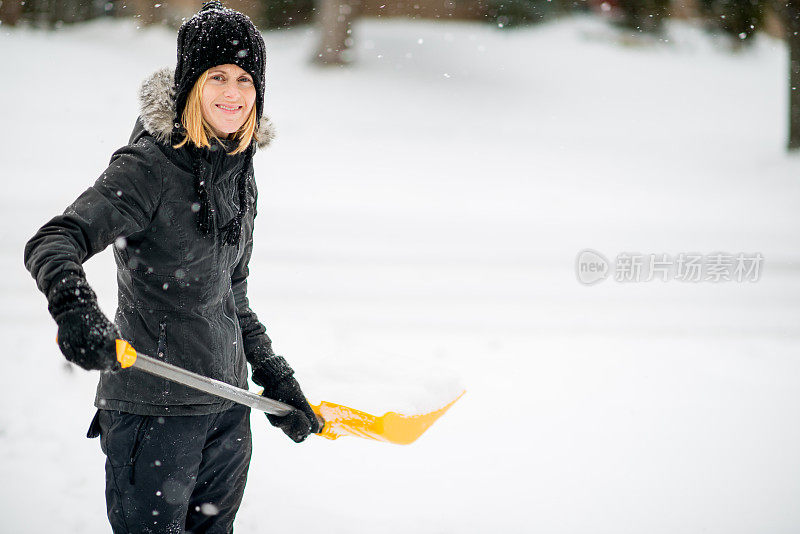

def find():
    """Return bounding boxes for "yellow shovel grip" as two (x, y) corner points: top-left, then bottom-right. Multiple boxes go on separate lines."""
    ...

(54, 336), (138, 369)
(115, 339), (138, 368)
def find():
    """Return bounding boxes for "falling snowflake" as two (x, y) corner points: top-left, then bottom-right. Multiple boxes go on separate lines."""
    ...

(200, 503), (220, 516)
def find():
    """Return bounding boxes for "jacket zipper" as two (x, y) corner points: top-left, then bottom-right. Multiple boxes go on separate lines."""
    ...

(222, 297), (238, 353)
(157, 317), (167, 359)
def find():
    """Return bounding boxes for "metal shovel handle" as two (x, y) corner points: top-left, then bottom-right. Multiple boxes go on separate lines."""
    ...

(116, 339), (295, 416)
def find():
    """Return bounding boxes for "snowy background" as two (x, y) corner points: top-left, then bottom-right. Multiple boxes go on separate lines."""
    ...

(2, 14), (800, 533)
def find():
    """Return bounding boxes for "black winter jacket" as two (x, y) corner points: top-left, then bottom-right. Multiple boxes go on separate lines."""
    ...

(24, 68), (278, 415)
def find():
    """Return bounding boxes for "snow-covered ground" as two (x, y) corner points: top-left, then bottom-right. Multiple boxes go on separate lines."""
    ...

(2, 14), (800, 533)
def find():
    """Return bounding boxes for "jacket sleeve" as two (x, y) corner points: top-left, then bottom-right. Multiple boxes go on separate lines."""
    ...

(23, 141), (163, 296)
(231, 180), (274, 357)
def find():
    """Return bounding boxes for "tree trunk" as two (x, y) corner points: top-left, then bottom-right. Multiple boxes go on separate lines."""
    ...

(0, 0), (23, 26)
(789, 13), (800, 149)
(775, 1), (800, 149)
(314, 0), (359, 65)
(617, 0), (669, 33)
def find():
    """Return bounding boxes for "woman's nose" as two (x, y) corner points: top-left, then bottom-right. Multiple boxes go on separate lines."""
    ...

(222, 82), (240, 98)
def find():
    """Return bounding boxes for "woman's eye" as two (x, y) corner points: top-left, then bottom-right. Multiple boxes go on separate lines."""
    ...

(211, 75), (224, 81)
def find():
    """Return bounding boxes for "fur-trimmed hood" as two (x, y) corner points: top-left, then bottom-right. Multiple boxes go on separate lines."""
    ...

(138, 67), (275, 149)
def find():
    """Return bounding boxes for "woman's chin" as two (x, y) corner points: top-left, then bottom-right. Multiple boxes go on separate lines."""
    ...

(207, 117), (245, 137)
(211, 126), (241, 138)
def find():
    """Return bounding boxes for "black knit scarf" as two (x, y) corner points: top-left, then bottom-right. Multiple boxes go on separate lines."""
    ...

(191, 143), (253, 245)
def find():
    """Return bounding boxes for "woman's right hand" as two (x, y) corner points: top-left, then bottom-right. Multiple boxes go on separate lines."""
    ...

(47, 274), (120, 371)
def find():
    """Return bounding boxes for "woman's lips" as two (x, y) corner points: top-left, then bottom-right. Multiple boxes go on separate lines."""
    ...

(216, 103), (242, 114)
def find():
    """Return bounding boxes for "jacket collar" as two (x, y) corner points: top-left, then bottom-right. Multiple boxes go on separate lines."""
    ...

(138, 67), (275, 149)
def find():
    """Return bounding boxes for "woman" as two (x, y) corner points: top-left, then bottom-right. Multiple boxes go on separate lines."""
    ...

(23, 2), (319, 531)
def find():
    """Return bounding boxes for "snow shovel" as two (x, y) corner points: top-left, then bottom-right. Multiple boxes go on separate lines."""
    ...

(113, 339), (462, 445)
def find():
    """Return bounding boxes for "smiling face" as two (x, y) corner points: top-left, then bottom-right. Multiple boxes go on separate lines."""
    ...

(200, 64), (257, 138)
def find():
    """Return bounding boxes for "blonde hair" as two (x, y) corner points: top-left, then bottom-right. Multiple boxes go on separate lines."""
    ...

(173, 70), (257, 155)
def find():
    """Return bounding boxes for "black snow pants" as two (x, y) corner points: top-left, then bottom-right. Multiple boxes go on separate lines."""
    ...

(89, 404), (252, 533)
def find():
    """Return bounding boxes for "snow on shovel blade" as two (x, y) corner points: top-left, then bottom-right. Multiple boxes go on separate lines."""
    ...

(112, 340), (462, 445)
(311, 392), (464, 445)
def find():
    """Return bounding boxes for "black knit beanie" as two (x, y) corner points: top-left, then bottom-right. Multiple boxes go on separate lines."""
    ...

(174, 0), (266, 127)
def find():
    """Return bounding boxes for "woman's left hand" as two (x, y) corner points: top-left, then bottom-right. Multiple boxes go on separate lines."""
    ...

(262, 376), (321, 443)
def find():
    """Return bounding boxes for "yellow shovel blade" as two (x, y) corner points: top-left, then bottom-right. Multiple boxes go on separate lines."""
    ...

(311, 391), (464, 445)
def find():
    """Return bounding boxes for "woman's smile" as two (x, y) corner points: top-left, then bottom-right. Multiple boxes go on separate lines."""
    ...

(215, 103), (242, 113)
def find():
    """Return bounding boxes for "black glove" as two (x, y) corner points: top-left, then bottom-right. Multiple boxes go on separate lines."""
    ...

(47, 274), (120, 371)
(249, 346), (320, 443)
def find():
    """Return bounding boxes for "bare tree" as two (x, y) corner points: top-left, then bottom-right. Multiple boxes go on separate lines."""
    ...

(0, 0), (23, 26)
(616, 0), (670, 33)
(314, 0), (359, 64)
(775, 1), (800, 149)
